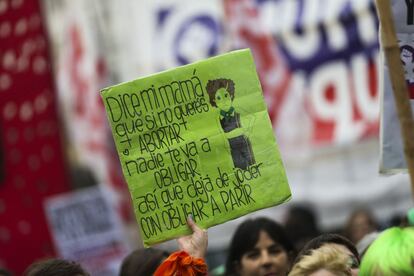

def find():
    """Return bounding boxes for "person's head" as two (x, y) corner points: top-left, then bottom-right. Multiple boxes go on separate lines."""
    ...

(225, 217), (295, 276)
(359, 226), (414, 276)
(0, 268), (12, 276)
(284, 204), (320, 251)
(119, 248), (169, 276)
(344, 208), (378, 244)
(401, 45), (414, 63)
(295, 233), (360, 276)
(206, 79), (235, 111)
(288, 246), (352, 276)
(24, 259), (89, 276)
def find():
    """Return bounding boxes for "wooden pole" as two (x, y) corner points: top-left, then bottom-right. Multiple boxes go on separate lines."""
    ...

(376, 0), (414, 199)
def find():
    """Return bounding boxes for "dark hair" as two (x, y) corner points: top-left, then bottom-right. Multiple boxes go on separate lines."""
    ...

(344, 208), (378, 243)
(295, 233), (360, 265)
(400, 45), (414, 63)
(284, 204), (321, 251)
(24, 259), (89, 276)
(119, 248), (169, 276)
(225, 217), (295, 276)
(0, 268), (12, 276)
(206, 78), (235, 107)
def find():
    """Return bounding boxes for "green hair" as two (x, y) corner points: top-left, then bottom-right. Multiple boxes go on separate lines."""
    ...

(359, 227), (414, 276)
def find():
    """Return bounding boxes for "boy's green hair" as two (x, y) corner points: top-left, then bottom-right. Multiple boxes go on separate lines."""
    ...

(359, 227), (414, 276)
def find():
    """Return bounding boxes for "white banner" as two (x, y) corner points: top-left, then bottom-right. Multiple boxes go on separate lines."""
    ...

(43, 0), (124, 187)
(44, 186), (129, 276)
(380, 0), (414, 173)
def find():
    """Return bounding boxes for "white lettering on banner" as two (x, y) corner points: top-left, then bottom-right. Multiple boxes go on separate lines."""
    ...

(282, 31), (318, 60)
(281, 0), (319, 60)
(350, 0), (378, 45)
(307, 54), (378, 143)
(301, 0), (318, 27)
(259, 1), (285, 34)
(309, 61), (349, 123)
(352, 52), (379, 121)
(324, 0), (348, 51)
(258, 0), (300, 35)
(271, 0), (377, 60)
(309, 61), (362, 143)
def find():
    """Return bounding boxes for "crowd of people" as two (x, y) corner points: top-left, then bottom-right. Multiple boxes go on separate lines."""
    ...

(1, 207), (413, 276)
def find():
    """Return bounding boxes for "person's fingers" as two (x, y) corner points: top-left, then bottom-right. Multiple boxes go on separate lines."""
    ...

(176, 236), (186, 249)
(187, 215), (208, 237)
(187, 214), (201, 233)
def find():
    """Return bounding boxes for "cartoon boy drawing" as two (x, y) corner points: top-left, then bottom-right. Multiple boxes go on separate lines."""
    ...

(400, 45), (414, 83)
(206, 78), (255, 170)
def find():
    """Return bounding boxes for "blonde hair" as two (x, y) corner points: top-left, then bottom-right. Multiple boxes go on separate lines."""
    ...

(288, 246), (351, 276)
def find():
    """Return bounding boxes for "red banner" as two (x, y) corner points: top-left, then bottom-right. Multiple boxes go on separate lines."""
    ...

(0, 0), (70, 273)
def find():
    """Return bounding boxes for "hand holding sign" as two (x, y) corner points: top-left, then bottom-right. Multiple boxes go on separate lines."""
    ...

(101, 49), (291, 246)
(154, 216), (208, 276)
(177, 215), (208, 259)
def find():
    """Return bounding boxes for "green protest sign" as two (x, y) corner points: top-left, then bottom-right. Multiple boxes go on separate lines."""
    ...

(101, 49), (291, 246)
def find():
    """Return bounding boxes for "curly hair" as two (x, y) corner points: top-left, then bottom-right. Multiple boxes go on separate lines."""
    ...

(205, 78), (235, 107)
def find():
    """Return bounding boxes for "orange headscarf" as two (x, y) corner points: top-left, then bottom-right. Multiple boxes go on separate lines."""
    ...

(154, 251), (208, 276)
